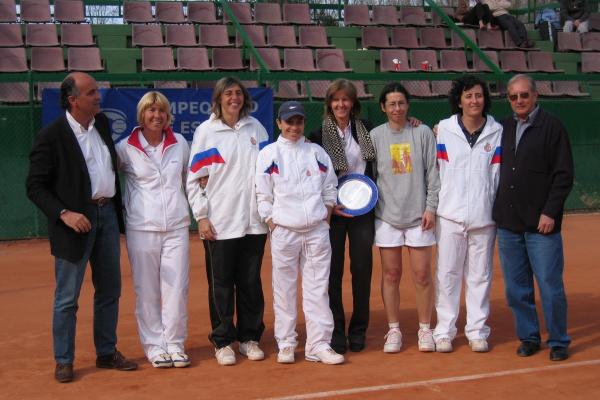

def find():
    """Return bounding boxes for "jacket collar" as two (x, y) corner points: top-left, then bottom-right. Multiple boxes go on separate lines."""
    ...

(127, 126), (178, 155)
(448, 114), (501, 142)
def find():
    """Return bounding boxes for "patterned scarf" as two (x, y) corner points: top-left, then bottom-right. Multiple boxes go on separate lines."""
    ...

(321, 115), (376, 172)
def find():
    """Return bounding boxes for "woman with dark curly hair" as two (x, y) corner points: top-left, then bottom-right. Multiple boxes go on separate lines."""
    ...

(432, 75), (503, 354)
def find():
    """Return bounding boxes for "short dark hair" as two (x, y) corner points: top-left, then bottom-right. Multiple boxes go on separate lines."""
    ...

(448, 75), (491, 116)
(60, 75), (79, 111)
(379, 82), (410, 107)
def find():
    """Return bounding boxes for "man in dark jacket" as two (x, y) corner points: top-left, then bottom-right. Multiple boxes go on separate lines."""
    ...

(560, 0), (590, 32)
(493, 74), (574, 362)
(26, 72), (137, 383)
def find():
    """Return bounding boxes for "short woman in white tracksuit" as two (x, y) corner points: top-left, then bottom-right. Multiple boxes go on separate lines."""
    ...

(433, 75), (503, 353)
(115, 91), (191, 368)
(255, 101), (344, 365)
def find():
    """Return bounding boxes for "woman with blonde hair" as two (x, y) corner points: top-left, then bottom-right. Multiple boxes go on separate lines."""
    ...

(116, 91), (191, 368)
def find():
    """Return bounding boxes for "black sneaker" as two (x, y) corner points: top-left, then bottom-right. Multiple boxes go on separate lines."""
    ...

(96, 350), (138, 371)
(55, 363), (73, 383)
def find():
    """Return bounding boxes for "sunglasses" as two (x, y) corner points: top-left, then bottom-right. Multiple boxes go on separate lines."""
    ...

(508, 92), (531, 102)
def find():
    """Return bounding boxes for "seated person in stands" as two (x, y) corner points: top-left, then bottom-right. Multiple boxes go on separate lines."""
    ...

(486, 0), (535, 48)
(560, 0), (590, 33)
(456, 0), (494, 30)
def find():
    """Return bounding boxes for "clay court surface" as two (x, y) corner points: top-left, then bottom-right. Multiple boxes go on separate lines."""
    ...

(1, 213), (599, 399)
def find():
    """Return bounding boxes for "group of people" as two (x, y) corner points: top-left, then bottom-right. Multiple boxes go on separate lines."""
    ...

(26, 71), (574, 384)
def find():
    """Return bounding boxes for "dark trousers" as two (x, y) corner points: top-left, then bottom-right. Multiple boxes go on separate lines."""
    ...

(463, 3), (492, 25)
(494, 14), (528, 46)
(328, 211), (374, 348)
(203, 234), (267, 348)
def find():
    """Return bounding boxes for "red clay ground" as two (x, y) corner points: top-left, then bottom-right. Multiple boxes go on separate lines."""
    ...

(1, 213), (599, 399)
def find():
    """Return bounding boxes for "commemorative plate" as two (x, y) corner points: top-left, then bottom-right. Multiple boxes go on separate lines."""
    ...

(337, 173), (378, 216)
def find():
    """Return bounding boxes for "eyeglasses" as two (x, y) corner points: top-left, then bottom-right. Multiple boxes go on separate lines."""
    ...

(508, 92), (530, 102)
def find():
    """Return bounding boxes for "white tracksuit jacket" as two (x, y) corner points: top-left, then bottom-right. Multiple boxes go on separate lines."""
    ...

(187, 114), (269, 239)
(255, 135), (338, 230)
(436, 114), (503, 230)
(116, 126), (191, 231)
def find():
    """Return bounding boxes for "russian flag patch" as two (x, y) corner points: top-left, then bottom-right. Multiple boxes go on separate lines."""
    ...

(190, 148), (225, 173)
(491, 146), (502, 164)
(264, 161), (279, 175)
(316, 159), (328, 173)
(436, 143), (449, 162)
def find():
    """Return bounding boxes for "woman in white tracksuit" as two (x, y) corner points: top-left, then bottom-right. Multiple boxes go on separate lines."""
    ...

(255, 101), (344, 365)
(115, 91), (191, 368)
(433, 75), (502, 353)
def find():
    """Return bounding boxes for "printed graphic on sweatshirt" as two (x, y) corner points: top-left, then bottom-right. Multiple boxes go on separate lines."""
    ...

(390, 143), (412, 174)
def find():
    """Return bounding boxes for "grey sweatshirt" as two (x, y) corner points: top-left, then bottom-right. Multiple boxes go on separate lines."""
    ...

(371, 122), (440, 229)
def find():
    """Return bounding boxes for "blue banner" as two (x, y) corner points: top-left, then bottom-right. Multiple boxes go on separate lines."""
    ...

(42, 88), (274, 143)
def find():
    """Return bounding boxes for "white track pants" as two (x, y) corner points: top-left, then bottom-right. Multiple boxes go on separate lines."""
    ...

(126, 227), (189, 359)
(434, 217), (496, 341)
(270, 223), (334, 355)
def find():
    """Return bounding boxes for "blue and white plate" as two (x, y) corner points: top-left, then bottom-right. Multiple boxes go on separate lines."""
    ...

(337, 173), (378, 216)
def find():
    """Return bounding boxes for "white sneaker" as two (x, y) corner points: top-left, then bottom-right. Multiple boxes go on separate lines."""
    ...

(435, 337), (453, 353)
(170, 352), (191, 368)
(383, 328), (402, 353)
(277, 347), (295, 364)
(215, 345), (236, 366)
(418, 328), (436, 352)
(469, 339), (489, 353)
(239, 341), (265, 361)
(305, 347), (345, 365)
(150, 353), (173, 368)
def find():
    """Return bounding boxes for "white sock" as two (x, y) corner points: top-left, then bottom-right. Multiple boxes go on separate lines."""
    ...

(388, 322), (400, 329)
(419, 323), (430, 330)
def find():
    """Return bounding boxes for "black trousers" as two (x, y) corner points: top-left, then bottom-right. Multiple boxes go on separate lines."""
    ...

(328, 211), (374, 348)
(203, 234), (267, 348)
(494, 14), (528, 46)
(463, 3), (492, 25)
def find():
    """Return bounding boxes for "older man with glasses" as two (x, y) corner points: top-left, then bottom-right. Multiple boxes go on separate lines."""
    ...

(493, 74), (574, 361)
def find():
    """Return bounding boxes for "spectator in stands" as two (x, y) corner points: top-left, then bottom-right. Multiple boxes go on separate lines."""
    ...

(26, 72), (137, 383)
(307, 80), (376, 355)
(115, 92), (191, 369)
(187, 77), (269, 366)
(486, 0), (535, 47)
(433, 75), (503, 354)
(370, 82), (440, 354)
(493, 74), (574, 361)
(456, 0), (494, 30)
(560, 0), (590, 33)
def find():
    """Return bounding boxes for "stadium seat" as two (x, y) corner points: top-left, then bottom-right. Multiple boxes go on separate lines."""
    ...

(401, 80), (435, 97)
(223, 2), (253, 24)
(36, 81), (61, 101)
(344, 5), (373, 26)
(0, 82), (30, 103)
(316, 49), (352, 72)
(431, 80), (453, 97)
(154, 81), (188, 89)
(554, 81), (589, 96)
(0, 24), (23, 47)
(267, 25), (298, 47)
(61, 24), (95, 46)
(589, 12), (600, 31)
(188, 2), (219, 24)
(391, 27), (423, 48)
(255, 3), (283, 25)
(354, 81), (373, 99)
(503, 31), (535, 49)
(199, 25), (232, 47)
(26, 24), (59, 47)
(0, 0), (17, 22)
(478, 30), (506, 49)
(399, 7), (428, 26)
(165, 24), (197, 47)
(304, 80), (330, 99)
(299, 26), (333, 48)
(54, 0), (85, 23)
(500, 50), (532, 72)
(20, 0), (51, 23)
(31, 47), (65, 71)
(372, 5), (399, 26)
(67, 47), (103, 71)
(472, 50), (500, 72)
(240, 80), (259, 88)
(582, 33), (600, 51)
(212, 48), (246, 70)
(527, 51), (564, 72)
(155, 1), (185, 24)
(283, 3), (312, 25)
(557, 32), (583, 52)
(535, 81), (562, 97)
(141, 47), (175, 71)
(380, 49), (415, 72)
(451, 28), (477, 48)
(0, 47), (28, 72)
(123, 1), (153, 24)
(440, 50), (473, 72)
(410, 49), (445, 71)
(431, 7), (455, 26)
(362, 27), (391, 48)
(236, 25), (267, 48)
(272, 81), (307, 100)
(177, 47), (211, 71)
(284, 48), (318, 71)
(193, 80), (217, 89)
(250, 47), (284, 71)
(132, 24), (164, 47)
(581, 52), (600, 72)
(420, 27), (449, 49)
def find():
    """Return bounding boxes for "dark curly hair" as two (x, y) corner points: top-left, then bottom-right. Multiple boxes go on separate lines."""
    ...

(379, 82), (410, 107)
(448, 75), (491, 116)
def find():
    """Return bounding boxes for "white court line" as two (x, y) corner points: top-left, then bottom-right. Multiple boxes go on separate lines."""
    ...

(261, 359), (600, 400)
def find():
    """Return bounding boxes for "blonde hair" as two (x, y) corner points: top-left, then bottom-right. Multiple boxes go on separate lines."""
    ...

(136, 91), (173, 127)
(211, 77), (252, 121)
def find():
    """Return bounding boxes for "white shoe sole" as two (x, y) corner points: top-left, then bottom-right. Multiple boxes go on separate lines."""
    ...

(418, 344), (436, 352)
(239, 350), (265, 361)
(304, 355), (344, 365)
(277, 356), (295, 364)
(383, 345), (401, 353)
(151, 362), (173, 368)
(173, 360), (191, 368)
